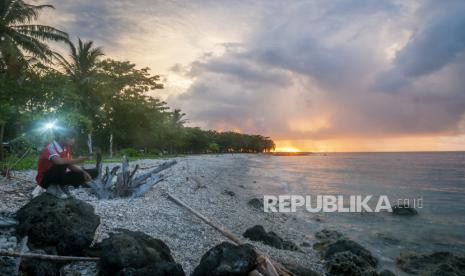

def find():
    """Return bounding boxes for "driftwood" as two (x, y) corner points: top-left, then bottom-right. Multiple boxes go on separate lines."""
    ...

(90, 155), (177, 199)
(14, 236), (28, 275)
(166, 192), (293, 276)
(0, 217), (17, 229)
(0, 250), (99, 262)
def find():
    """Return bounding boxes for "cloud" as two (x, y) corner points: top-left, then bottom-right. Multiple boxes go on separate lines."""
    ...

(374, 1), (465, 91)
(37, 0), (465, 144)
(170, 0), (465, 141)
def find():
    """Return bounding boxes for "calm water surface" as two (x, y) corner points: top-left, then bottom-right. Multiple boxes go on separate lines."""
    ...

(245, 152), (465, 268)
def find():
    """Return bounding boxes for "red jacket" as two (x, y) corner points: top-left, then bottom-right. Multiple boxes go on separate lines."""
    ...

(36, 141), (72, 185)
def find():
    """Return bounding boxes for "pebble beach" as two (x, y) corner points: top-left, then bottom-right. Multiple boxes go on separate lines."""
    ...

(1, 154), (325, 275)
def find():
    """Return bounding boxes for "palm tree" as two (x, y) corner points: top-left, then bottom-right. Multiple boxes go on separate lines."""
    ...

(0, 0), (68, 161)
(56, 39), (105, 154)
(56, 39), (104, 86)
(0, 0), (69, 73)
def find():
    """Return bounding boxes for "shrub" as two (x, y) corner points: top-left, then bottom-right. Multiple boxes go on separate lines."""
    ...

(208, 143), (220, 153)
(120, 148), (140, 157)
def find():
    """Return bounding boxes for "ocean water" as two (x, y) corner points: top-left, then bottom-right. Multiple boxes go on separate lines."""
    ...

(245, 152), (465, 269)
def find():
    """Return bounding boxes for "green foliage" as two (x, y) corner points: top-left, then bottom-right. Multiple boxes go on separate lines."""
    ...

(208, 143), (220, 153)
(0, 0), (69, 77)
(0, 1), (275, 162)
(120, 148), (141, 157)
(0, 154), (38, 171)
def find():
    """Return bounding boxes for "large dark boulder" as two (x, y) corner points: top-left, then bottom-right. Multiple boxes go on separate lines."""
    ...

(313, 229), (344, 251)
(16, 193), (100, 256)
(243, 225), (299, 251)
(397, 251), (465, 275)
(99, 230), (184, 276)
(378, 270), (396, 276)
(117, 262), (185, 276)
(325, 251), (377, 276)
(19, 252), (64, 276)
(324, 240), (378, 267)
(314, 229), (379, 276)
(192, 242), (257, 276)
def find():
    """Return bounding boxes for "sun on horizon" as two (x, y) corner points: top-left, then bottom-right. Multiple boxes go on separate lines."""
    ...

(273, 146), (301, 153)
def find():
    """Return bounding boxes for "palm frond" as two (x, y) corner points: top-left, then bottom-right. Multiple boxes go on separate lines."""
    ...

(0, 0), (67, 67)
(6, 30), (53, 60)
(54, 51), (76, 77)
(11, 24), (69, 42)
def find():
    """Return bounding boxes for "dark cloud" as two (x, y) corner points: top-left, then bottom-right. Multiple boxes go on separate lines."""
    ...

(43, 1), (135, 45)
(374, 1), (465, 91)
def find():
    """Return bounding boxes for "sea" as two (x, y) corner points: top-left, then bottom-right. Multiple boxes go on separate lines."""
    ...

(245, 152), (465, 269)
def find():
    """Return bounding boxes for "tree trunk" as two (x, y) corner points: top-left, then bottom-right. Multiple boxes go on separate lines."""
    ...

(109, 133), (113, 158)
(87, 132), (93, 154)
(0, 121), (5, 162)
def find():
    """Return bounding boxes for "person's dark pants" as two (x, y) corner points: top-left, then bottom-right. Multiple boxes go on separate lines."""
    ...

(39, 164), (98, 189)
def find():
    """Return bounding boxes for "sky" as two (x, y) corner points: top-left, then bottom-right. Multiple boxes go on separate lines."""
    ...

(38, 0), (465, 152)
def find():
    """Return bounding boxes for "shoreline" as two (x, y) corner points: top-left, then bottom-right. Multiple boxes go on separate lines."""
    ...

(1, 154), (324, 274)
(4, 154), (460, 275)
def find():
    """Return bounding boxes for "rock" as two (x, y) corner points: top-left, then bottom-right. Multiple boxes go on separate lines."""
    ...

(379, 269), (396, 276)
(392, 204), (418, 216)
(324, 240), (378, 267)
(325, 251), (377, 276)
(396, 251), (465, 275)
(99, 230), (184, 276)
(118, 262), (185, 276)
(20, 250), (65, 276)
(16, 193), (100, 256)
(315, 229), (344, 241)
(314, 229), (379, 275)
(283, 262), (321, 276)
(222, 190), (236, 197)
(191, 242), (256, 276)
(247, 198), (263, 210)
(301, 242), (311, 247)
(0, 256), (16, 276)
(243, 225), (299, 251)
(247, 197), (274, 210)
(313, 229), (344, 251)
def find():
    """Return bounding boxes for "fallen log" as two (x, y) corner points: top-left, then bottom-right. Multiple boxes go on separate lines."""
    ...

(0, 250), (99, 262)
(165, 192), (293, 276)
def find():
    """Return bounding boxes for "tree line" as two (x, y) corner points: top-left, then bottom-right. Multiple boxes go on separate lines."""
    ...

(0, 0), (275, 160)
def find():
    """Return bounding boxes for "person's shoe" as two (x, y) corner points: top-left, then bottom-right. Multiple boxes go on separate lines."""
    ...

(46, 184), (69, 199)
(32, 185), (46, 198)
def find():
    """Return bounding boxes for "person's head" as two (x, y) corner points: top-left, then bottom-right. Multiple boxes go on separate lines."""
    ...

(55, 129), (76, 147)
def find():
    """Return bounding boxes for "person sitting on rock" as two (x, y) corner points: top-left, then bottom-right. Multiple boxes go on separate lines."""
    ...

(34, 129), (98, 199)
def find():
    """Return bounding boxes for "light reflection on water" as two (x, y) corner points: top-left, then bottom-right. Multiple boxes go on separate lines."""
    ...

(246, 152), (465, 268)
